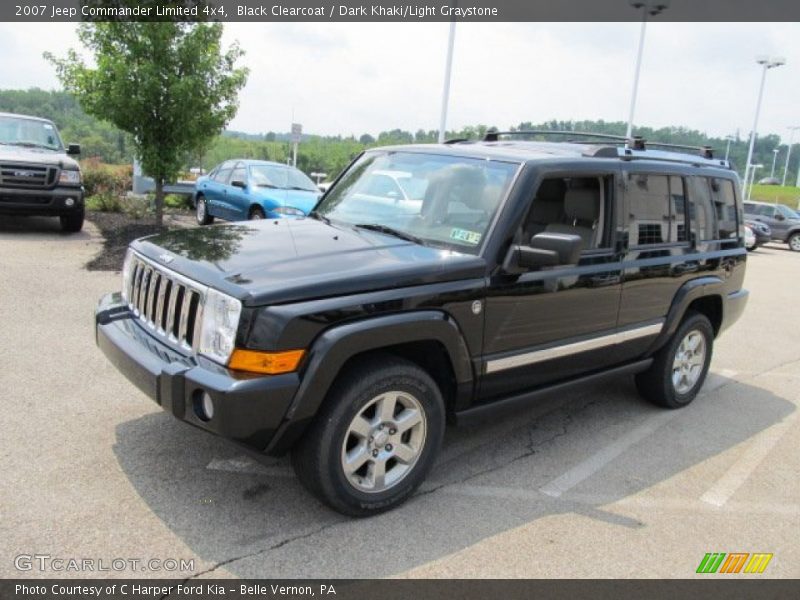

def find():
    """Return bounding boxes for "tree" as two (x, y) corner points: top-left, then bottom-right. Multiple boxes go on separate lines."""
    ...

(46, 7), (248, 225)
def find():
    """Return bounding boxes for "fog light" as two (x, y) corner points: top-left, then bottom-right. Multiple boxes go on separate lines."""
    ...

(193, 391), (214, 422)
(64, 197), (75, 207)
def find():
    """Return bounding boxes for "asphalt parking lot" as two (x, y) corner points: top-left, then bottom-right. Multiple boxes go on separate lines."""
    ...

(1, 215), (798, 579)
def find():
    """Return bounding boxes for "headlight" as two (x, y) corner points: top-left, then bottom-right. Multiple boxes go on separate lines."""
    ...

(58, 169), (81, 185)
(272, 206), (305, 217)
(121, 249), (134, 302)
(198, 288), (242, 365)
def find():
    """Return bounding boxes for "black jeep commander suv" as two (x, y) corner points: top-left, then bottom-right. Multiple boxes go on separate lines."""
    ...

(96, 132), (748, 516)
(0, 112), (84, 232)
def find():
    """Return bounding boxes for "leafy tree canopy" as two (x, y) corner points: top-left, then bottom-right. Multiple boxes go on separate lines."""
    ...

(45, 6), (248, 224)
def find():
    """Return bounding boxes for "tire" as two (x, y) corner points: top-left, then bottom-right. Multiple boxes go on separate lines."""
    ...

(195, 195), (213, 225)
(635, 311), (713, 409)
(788, 232), (800, 252)
(60, 207), (84, 233)
(291, 354), (445, 517)
(249, 206), (265, 220)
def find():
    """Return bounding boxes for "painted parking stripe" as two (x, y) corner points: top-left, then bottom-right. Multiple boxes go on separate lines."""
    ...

(539, 410), (680, 498)
(700, 411), (798, 507)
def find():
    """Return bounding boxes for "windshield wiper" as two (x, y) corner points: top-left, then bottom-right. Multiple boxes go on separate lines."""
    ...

(354, 223), (425, 245)
(309, 210), (331, 225)
(13, 142), (55, 150)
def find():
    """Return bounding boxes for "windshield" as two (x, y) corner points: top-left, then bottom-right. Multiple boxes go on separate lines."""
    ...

(249, 164), (317, 192)
(315, 151), (519, 254)
(0, 115), (63, 150)
(776, 204), (800, 220)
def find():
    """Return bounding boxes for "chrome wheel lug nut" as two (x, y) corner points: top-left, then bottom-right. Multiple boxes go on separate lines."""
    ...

(386, 444), (393, 451)
(389, 428), (396, 435)
(372, 449), (379, 457)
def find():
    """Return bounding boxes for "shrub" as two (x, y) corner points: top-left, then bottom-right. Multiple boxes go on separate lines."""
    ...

(81, 159), (133, 197)
(120, 196), (150, 219)
(85, 192), (123, 212)
(164, 193), (191, 209)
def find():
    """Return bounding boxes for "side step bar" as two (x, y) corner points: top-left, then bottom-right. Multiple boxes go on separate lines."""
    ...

(455, 359), (653, 427)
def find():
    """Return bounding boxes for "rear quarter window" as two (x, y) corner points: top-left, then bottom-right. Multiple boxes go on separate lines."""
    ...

(710, 178), (738, 240)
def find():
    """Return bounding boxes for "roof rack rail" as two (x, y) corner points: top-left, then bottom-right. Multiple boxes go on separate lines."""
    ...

(443, 138), (470, 144)
(483, 129), (628, 143)
(643, 141), (715, 159)
(482, 129), (716, 159)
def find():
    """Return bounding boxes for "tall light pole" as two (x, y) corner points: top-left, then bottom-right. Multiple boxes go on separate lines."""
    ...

(742, 56), (786, 200)
(781, 126), (800, 187)
(625, 1), (670, 142)
(437, 17), (457, 144)
(746, 164), (764, 200)
(770, 147), (780, 179)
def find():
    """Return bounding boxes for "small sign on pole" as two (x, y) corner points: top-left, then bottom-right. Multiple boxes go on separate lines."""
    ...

(291, 123), (302, 167)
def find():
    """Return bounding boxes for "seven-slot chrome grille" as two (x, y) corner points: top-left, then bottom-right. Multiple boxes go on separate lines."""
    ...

(126, 253), (206, 351)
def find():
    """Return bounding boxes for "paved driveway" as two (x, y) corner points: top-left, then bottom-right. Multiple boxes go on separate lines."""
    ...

(1, 216), (798, 579)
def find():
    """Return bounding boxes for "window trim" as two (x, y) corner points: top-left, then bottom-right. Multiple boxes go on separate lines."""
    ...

(518, 172), (618, 256)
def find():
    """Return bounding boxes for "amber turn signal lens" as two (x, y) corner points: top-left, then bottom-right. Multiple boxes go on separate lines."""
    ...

(228, 348), (306, 375)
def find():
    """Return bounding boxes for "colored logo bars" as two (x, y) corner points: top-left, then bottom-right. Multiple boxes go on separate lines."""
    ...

(696, 553), (773, 574)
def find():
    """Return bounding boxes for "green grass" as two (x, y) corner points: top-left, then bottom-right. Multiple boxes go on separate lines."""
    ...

(748, 184), (800, 209)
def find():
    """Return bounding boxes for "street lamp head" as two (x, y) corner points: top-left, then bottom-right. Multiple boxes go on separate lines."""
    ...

(649, 1), (671, 15)
(756, 55), (770, 65)
(771, 57), (786, 67)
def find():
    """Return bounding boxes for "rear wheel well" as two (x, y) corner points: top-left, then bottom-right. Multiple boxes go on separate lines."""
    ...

(685, 295), (722, 337)
(336, 341), (457, 414)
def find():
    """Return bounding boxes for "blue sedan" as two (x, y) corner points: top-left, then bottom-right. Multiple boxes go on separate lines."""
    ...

(194, 159), (320, 225)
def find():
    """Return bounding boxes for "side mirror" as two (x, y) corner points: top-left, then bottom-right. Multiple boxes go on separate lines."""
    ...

(66, 143), (81, 156)
(774, 213), (785, 221)
(231, 180), (246, 189)
(503, 233), (584, 273)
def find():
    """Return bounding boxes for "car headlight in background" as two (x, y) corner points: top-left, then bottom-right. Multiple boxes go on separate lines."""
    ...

(272, 206), (305, 217)
(58, 169), (81, 185)
(199, 288), (242, 365)
(120, 248), (134, 302)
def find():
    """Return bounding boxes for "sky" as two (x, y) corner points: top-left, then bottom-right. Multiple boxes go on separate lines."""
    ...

(0, 21), (798, 142)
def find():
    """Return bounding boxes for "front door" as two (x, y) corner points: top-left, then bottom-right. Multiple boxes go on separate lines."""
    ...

(480, 171), (624, 403)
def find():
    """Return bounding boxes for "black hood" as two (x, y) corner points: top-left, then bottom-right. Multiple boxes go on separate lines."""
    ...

(133, 218), (486, 306)
(0, 145), (80, 170)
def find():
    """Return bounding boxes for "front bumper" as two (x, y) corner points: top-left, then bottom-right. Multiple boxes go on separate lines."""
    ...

(0, 185), (84, 216)
(95, 293), (299, 451)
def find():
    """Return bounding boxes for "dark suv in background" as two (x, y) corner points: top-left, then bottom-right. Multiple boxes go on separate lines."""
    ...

(96, 132), (748, 516)
(0, 112), (84, 232)
(743, 200), (800, 251)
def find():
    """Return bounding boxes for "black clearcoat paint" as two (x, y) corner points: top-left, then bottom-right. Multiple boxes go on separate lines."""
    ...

(97, 143), (749, 455)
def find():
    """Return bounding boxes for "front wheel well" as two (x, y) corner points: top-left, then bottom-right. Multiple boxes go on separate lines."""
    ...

(685, 295), (722, 337)
(335, 341), (457, 414)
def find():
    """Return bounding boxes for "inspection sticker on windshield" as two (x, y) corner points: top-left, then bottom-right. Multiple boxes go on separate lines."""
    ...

(450, 228), (482, 245)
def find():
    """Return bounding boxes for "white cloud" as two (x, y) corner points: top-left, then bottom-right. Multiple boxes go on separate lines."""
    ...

(1, 21), (797, 142)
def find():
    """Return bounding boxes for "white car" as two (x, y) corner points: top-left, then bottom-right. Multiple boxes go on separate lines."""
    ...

(744, 225), (756, 251)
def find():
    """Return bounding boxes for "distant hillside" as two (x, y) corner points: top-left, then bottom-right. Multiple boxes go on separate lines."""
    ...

(1, 88), (795, 182)
(0, 88), (133, 164)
